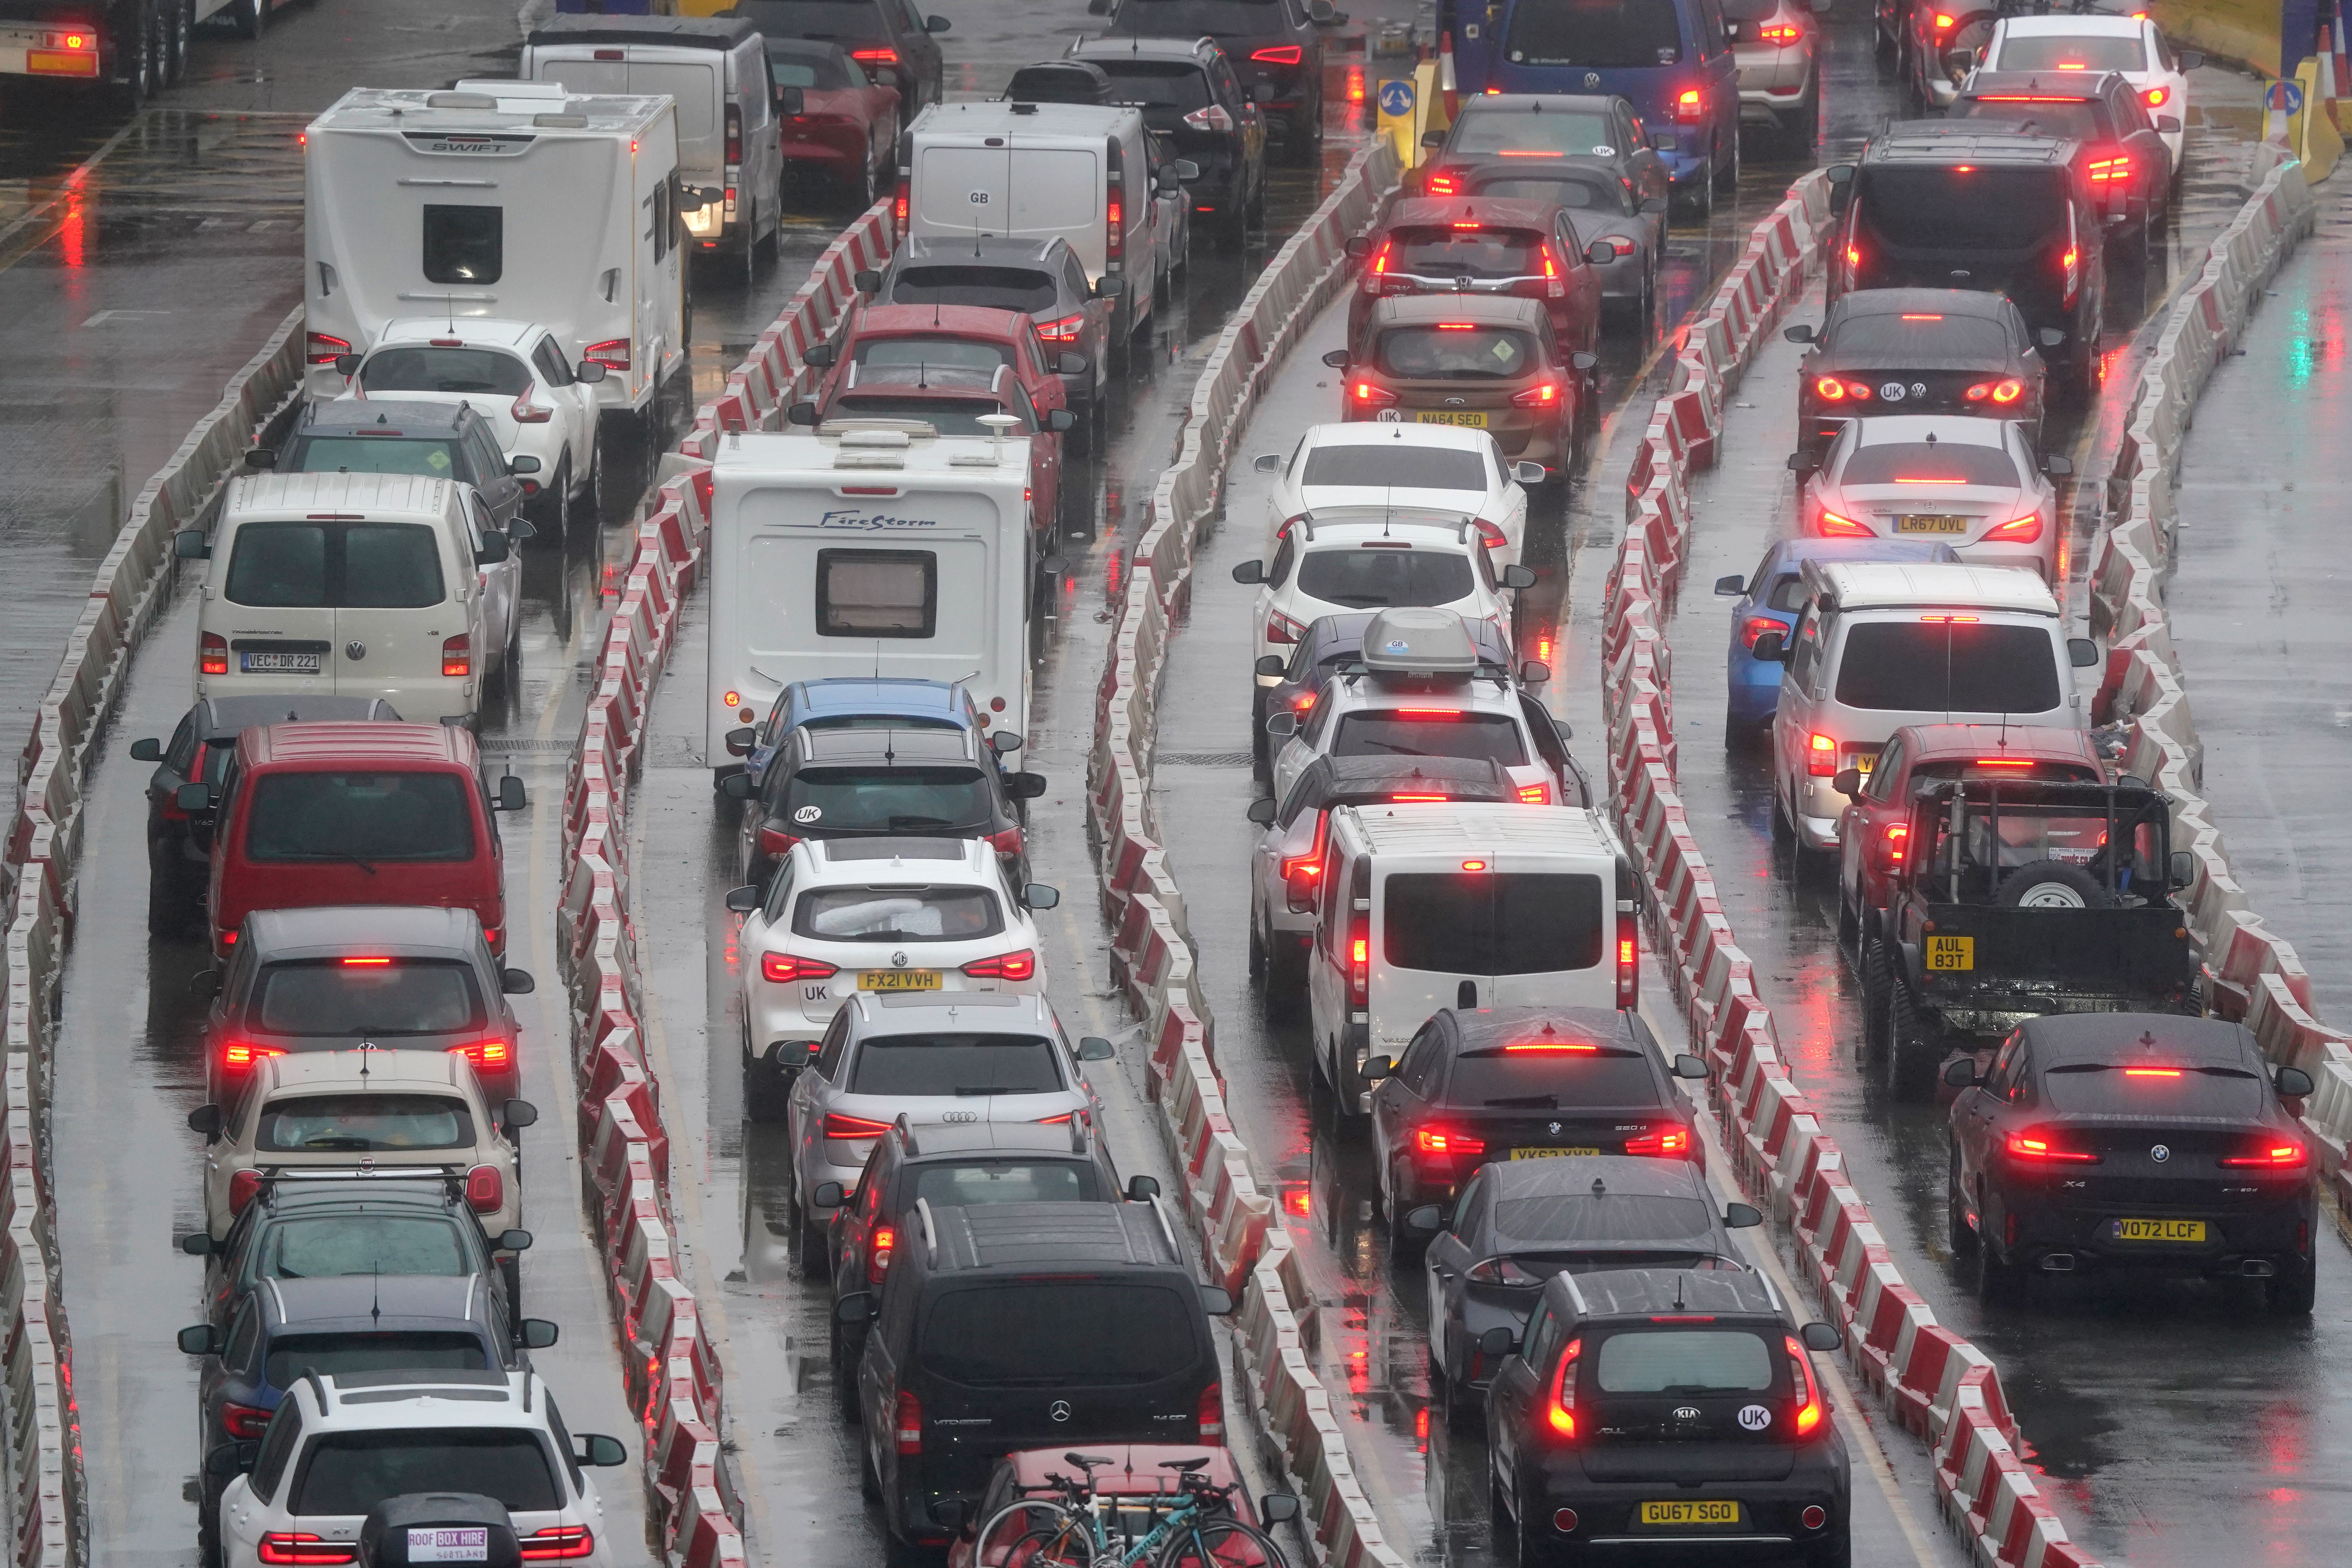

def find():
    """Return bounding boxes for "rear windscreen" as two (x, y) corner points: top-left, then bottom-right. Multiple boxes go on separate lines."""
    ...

(1594, 1330), (1774, 1392)
(293, 1431), (559, 1517)
(1832, 622), (2061, 713)
(920, 1283), (1198, 1386)
(252, 960), (484, 1036)
(1449, 110), (1620, 156)
(265, 1332), (487, 1391)
(245, 773), (476, 863)
(1950, 99), (2103, 142)
(1331, 712), (1528, 767)
(1382, 872), (1605, 974)
(1377, 325), (1539, 380)
(1475, 174), (1621, 210)
(1447, 1046), (1659, 1103)
(1495, 1194), (1709, 1241)
(1858, 168), (2067, 253)
(833, 396), (1012, 435)
(767, 48), (855, 89)
(255, 1216), (471, 1281)
(1504, 0), (1684, 68)
(845, 1034), (1064, 1096)
(1299, 447), (1486, 491)
(1296, 548), (1475, 609)
(856, 339), (1013, 376)
(779, 767), (992, 833)
(910, 1159), (1100, 1207)
(890, 266), (1061, 314)
(1827, 313), (2012, 359)
(793, 886), (1003, 942)
(1992, 33), (2146, 72)
(1389, 226), (1544, 280)
(1098, 62), (1211, 111)
(2038, 1063), (2267, 1117)
(1838, 441), (2019, 487)
(286, 438), (462, 479)
(224, 523), (445, 611)
(358, 348), (532, 396)
(257, 1094), (476, 1154)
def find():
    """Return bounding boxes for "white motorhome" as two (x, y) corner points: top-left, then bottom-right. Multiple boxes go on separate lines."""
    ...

(705, 423), (1035, 785)
(301, 82), (691, 429)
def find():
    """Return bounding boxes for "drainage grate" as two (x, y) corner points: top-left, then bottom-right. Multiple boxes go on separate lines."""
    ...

(1157, 751), (1252, 767)
(477, 740), (580, 755)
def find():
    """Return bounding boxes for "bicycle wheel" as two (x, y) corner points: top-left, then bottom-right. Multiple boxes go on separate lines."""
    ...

(1157, 1519), (1287, 1568)
(973, 1500), (1093, 1568)
(1008, 1525), (1101, 1568)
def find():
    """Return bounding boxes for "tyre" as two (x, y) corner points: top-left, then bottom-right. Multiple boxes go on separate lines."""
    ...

(742, 1058), (789, 1123)
(796, 1193), (830, 1276)
(167, 0), (191, 85)
(1947, 1145), (1977, 1254)
(1509, 1477), (1548, 1568)
(237, 0), (265, 39)
(1835, 885), (1859, 954)
(582, 431), (606, 529)
(1715, 123), (1739, 189)
(1160, 1519), (1283, 1568)
(1247, 908), (1268, 983)
(975, 1502), (1092, 1568)
(536, 454), (571, 532)
(1861, 937), (1891, 1058)
(115, 7), (151, 109)
(1770, 777), (1797, 844)
(853, 150), (879, 214)
(859, 1439), (882, 1502)
(1803, 1527), (1852, 1568)
(148, 868), (192, 938)
(198, 1478), (224, 1568)
(1885, 975), (1938, 1100)
(1214, 198), (1248, 253)
(2268, 1253), (2317, 1316)
(1674, 161), (1714, 222)
(1385, 1170), (1422, 1256)
(1009, 1525), (1098, 1568)
(1974, 1221), (2025, 1305)
(1994, 860), (2111, 909)
(502, 607), (522, 693)
(1266, 929), (1306, 997)
(500, 1254), (523, 1328)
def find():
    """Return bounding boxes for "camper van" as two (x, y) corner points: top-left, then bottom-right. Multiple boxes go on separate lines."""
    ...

(704, 425), (1034, 786)
(301, 82), (691, 432)
(519, 15), (783, 268)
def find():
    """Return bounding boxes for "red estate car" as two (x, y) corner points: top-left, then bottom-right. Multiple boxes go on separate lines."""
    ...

(1343, 194), (1608, 358)
(809, 301), (1083, 433)
(767, 37), (901, 208)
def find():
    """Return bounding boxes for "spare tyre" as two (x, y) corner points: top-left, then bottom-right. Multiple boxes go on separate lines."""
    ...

(1994, 861), (2111, 909)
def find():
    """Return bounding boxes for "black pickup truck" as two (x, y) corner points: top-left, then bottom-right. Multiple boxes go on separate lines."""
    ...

(1866, 777), (2198, 1097)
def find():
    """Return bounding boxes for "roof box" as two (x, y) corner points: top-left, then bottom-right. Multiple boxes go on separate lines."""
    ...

(1361, 607), (1478, 679)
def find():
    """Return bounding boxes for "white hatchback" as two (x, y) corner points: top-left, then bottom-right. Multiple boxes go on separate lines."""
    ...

(337, 319), (607, 529)
(1801, 415), (2064, 582)
(1980, 14), (2199, 178)
(1251, 422), (1542, 568)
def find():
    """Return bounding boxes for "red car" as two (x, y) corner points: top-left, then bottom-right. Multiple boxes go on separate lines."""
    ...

(1343, 194), (1608, 358)
(796, 362), (1073, 533)
(946, 1447), (1288, 1568)
(1834, 722), (2106, 944)
(767, 37), (900, 208)
(809, 301), (1082, 432)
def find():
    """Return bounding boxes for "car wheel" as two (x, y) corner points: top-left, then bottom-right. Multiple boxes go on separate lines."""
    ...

(1946, 1145), (1977, 1254)
(1885, 976), (1939, 1100)
(1860, 937), (1891, 1058)
(1835, 884), (1859, 953)
(1974, 1216), (2025, 1305)
(853, 148), (879, 213)
(1677, 159), (1714, 222)
(1267, 928), (1306, 998)
(1770, 776), (1797, 844)
(1716, 124), (1739, 189)
(1511, 1473), (1548, 1567)
(1248, 908), (1268, 982)
(197, 1477), (224, 1568)
(537, 453), (570, 531)
(859, 1436), (883, 1501)
(743, 1057), (789, 1123)
(237, 0), (265, 39)
(1215, 199), (1248, 253)
(2268, 1252), (2317, 1315)
(1385, 1169), (1423, 1256)
(796, 1189), (830, 1275)
(114, 6), (150, 109)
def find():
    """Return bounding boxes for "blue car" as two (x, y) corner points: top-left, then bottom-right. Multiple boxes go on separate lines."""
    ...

(727, 677), (996, 783)
(1715, 538), (1959, 736)
(1451, 0), (1742, 213)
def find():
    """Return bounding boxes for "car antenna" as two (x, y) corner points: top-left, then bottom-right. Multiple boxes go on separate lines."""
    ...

(1673, 1272), (1686, 1311)
(371, 1263), (382, 1327)
(1591, 1176), (1606, 1199)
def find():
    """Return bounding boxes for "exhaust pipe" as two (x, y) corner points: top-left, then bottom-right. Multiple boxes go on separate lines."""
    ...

(2039, 1253), (2076, 1273)
(2241, 1259), (2277, 1278)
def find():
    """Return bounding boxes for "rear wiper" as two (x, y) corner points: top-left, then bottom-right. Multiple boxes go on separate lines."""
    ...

(885, 814), (958, 830)
(301, 1136), (374, 1151)
(1485, 1094), (1558, 1108)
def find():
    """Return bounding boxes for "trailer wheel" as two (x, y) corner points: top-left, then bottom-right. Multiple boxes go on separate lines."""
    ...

(1885, 976), (1939, 1100)
(1994, 859), (2111, 908)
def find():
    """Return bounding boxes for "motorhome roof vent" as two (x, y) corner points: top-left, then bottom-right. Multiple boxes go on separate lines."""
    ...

(532, 113), (588, 129)
(426, 93), (500, 111)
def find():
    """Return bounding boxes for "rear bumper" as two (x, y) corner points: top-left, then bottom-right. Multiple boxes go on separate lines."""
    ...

(2002, 1193), (2315, 1275)
(1525, 1453), (1848, 1554)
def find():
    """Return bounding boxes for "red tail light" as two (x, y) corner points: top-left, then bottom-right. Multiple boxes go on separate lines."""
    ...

(1816, 511), (1873, 538)
(584, 338), (630, 373)
(2143, 86), (2169, 107)
(1424, 169), (1462, 196)
(1251, 44), (1303, 64)
(1351, 379), (1399, 408)
(510, 381), (553, 425)
(1674, 88), (1704, 122)
(222, 1042), (283, 1072)
(2005, 1128), (2100, 1163)
(895, 1389), (923, 1454)
(1512, 379), (1563, 409)
(441, 634), (471, 678)
(1845, 242), (1861, 269)
(1806, 733), (1838, 777)
(1546, 1338), (1583, 1437)
(1106, 195), (1123, 260)
(1517, 783), (1551, 805)
(1360, 240), (1395, 295)
(988, 826), (1025, 857)
(1414, 1128), (1486, 1156)
(962, 949), (1037, 981)
(1616, 916), (1637, 1009)
(519, 1528), (597, 1561)
(259, 1536), (358, 1566)
(229, 1169), (263, 1216)
(1932, 10), (1956, 32)
(1873, 822), (1909, 871)
(1786, 1335), (1826, 1436)
(222, 1401), (272, 1439)
(1814, 376), (1847, 402)
(1758, 22), (1801, 41)
(851, 47), (899, 65)
(1538, 244), (1566, 298)
(2219, 1141), (2310, 1169)
(1183, 103), (1235, 133)
(868, 1224), (896, 1282)
(758, 827), (801, 858)
(466, 1164), (504, 1214)
(1739, 616), (1785, 651)
(1282, 813), (1330, 906)
(1983, 513), (2044, 543)
(304, 332), (352, 367)
(2061, 209), (2080, 302)
(828, 1113), (894, 1141)
(1621, 1126), (1690, 1157)
(893, 180), (909, 226)
(200, 633), (229, 677)
(1035, 312), (1086, 342)
(725, 102), (743, 166)
(761, 952), (839, 984)
(1196, 1380), (1226, 1441)
(1267, 609), (1308, 644)
(1349, 919), (1369, 1005)
(1965, 378), (2025, 403)
(2087, 155), (2132, 183)
(449, 1038), (512, 1073)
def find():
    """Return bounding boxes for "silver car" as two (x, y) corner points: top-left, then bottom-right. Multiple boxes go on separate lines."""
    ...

(1725, 0), (1826, 142)
(779, 991), (1113, 1268)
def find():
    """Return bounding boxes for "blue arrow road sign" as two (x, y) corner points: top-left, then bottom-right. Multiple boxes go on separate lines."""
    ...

(1378, 78), (1415, 117)
(2267, 78), (2305, 113)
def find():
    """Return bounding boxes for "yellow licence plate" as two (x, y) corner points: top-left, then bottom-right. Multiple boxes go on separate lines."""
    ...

(1925, 934), (1975, 971)
(860, 970), (942, 992)
(1414, 410), (1489, 427)
(1853, 751), (1877, 774)
(1511, 1146), (1603, 1159)
(1641, 1500), (1743, 1527)
(2109, 1218), (2206, 1243)
(1896, 514), (1969, 534)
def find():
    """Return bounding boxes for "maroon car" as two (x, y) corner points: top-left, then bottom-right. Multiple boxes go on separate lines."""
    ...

(767, 36), (899, 207)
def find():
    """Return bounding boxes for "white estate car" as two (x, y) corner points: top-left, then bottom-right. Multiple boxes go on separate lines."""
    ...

(1980, 14), (2199, 179)
(339, 319), (608, 528)
(1800, 415), (2064, 582)
(1251, 421), (1543, 569)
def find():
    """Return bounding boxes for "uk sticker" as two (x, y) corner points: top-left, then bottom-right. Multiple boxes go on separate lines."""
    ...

(1737, 1404), (1773, 1431)
(794, 805), (822, 824)
(1591, 144), (1615, 156)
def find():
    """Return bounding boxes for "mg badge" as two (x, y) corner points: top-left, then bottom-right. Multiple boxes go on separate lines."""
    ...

(1050, 1400), (1072, 1423)
(2151, 1144), (2171, 1162)
(892, 951), (909, 968)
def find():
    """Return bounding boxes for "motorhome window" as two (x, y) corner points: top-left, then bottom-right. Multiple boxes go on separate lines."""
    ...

(286, 437), (463, 479)
(358, 348), (534, 397)
(1503, 0), (1684, 68)
(1382, 871), (1606, 974)
(245, 772), (477, 863)
(1295, 547), (1475, 609)
(833, 396), (1012, 436)
(342, 525), (448, 609)
(818, 548), (938, 638)
(857, 338), (1012, 376)
(1098, 62), (1212, 113)
(890, 265), (1061, 314)
(1298, 446), (1485, 491)
(422, 206), (503, 286)
(653, 179), (672, 263)
(1447, 110), (1618, 155)
(1832, 622), (2062, 712)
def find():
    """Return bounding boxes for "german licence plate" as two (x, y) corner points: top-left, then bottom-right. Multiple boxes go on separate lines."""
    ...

(240, 649), (322, 674)
(1414, 410), (1489, 427)
(1896, 514), (1968, 534)
(2108, 1217), (2206, 1243)
(1511, 1146), (1602, 1159)
(859, 970), (941, 992)
(1640, 1500), (1743, 1527)
(1925, 934), (1975, 971)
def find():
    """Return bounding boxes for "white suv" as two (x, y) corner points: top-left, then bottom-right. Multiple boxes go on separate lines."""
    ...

(336, 319), (607, 529)
(1250, 422), (1542, 568)
(214, 1369), (628, 1567)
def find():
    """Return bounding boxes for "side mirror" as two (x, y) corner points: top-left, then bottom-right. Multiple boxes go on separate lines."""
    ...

(1231, 559), (1266, 586)
(721, 773), (757, 800)
(1259, 1494), (1302, 1525)
(519, 1318), (561, 1350)
(497, 1229), (533, 1252)
(1514, 460), (1546, 484)
(1077, 1036), (1116, 1061)
(1714, 575), (1744, 596)
(574, 360), (609, 383)
(1570, 351), (1597, 372)
(2277, 1065), (2317, 1098)
(724, 884), (761, 914)
(1321, 348), (1351, 370)
(835, 1290), (879, 1323)
(576, 1434), (629, 1467)
(1173, 158), (1200, 181)
(243, 446), (279, 471)
(1245, 797), (1277, 826)
(495, 775), (527, 812)
(989, 730), (1022, 754)
(854, 269), (884, 293)
(1008, 771), (1048, 800)
(775, 84), (806, 116)
(1749, 630), (1789, 662)
(1943, 1056), (1981, 1089)
(725, 726), (757, 757)
(1478, 1325), (1518, 1358)
(1264, 711), (1299, 739)
(1518, 660), (1550, 685)
(192, 968), (222, 1001)
(500, 968), (535, 996)
(925, 13), (951, 30)
(1127, 1175), (1161, 1200)
(2037, 327), (2068, 349)
(2156, 114), (2181, 134)
(787, 401), (821, 426)
(769, 1040), (819, 1071)
(1157, 169), (1182, 195)
(1421, 129), (1447, 148)
(1023, 883), (1061, 910)
(1343, 236), (1370, 261)
(1723, 1202), (1764, 1229)
(2163, 849), (2196, 890)
(1783, 324), (1816, 343)
(804, 343), (839, 369)
(129, 737), (163, 762)
(507, 454), (542, 476)
(1650, 131), (1677, 151)
(332, 353), (362, 376)
(1640, 195), (1669, 214)
(1501, 564), (1538, 590)
(1801, 1321), (1843, 1352)
(1583, 240), (1616, 268)
(2068, 636), (2100, 669)
(1673, 1054), (1707, 1081)
(1404, 1204), (1444, 1235)
(174, 530), (211, 561)
(1554, 718), (1573, 742)
(475, 532), (512, 566)
(207, 1441), (260, 1479)
(1057, 351), (1087, 376)
(1254, 654), (1287, 678)
(1048, 408), (1076, 433)
(181, 1232), (216, 1256)
(1197, 1286), (1235, 1316)
(1092, 275), (1127, 299)
(1832, 768), (1861, 796)
(2043, 455), (2073, 477)
(929, 1500), (970, 1535)
(1359, 1055), (1394, 1082)
(176, 782), (214, 813)
(504, 1099), (538, 1129)
(506, 518), (536, 542)
(1723, 18), (1743, 40)
(1254, 452), (1283, 473)
(1786, 451), (1817, 475)
(187, 1104), (224, 1138)
(1308, 0), (1338, 20)
(178, 1323), (222, 1356)
(2179, 49), (2205, 70)
(814, 1180), (847, 1207)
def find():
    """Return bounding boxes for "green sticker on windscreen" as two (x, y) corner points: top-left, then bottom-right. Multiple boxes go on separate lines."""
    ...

(1492, 340), (1513, 361)
(426, 448), (452, 471)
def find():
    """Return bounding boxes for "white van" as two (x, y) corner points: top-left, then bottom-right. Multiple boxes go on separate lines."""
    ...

(1762, 560), (2099, 850)
(704, 424), (1034, 786)
(302, 82), (691, 430)
(1304, 801), (1637, 1116)
(900, 100), (1182, 356)
(174, 473), (516, 724)
(520, 14), (783, 271)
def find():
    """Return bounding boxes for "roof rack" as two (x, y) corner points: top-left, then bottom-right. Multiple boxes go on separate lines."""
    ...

(1146, 1194), (1181, 1263)
(894, 1112), (920, 1158)
(915, 1196), (941, 1262)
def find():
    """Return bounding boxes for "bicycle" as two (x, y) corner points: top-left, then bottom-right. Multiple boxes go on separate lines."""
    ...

(969, 1453), (1288, 1568)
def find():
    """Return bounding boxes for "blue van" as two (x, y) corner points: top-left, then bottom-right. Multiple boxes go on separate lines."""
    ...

(1451, 0), (1741, 211)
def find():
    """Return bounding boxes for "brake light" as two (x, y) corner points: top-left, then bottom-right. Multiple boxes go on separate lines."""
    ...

(258, 1536), (357, 1566)
(222, 1042), (283, 1071)
(1740, 616), (1785, 651)
(1106, 193), (1123, 261)
(1424, 169), (1461, 195)
(828, 1113), (895, 1141)
(1617, 912), (1638, 1009)
(1512, 379), (1563, 408)
(1036, 312), (1086, 343)
(868, 1225), (896, 1282)
(1352, 379), (1399, 408)
(962, 949), (1037, 981)
(1283, 813), (1330, 903)
(1361, 240), (1395, 295)
(1972, 758), (2036, 768)
(1415, 1128), (1486, 1156)
(2143, 86), (2168, 108)
(1349, 921), (1369, 1005)
(1392, 793), (1447, 802)
(466, 1164), (504, 1214)
(1183, 103), (1235, 132)
(1983, 513), (2044, 543)
(510, 381), (553, 425)
(1807, 733), (1838, 777)
(304, 331), (352, 367)
(1965, 378), (2025, 403)
(200, 633), (229, 676)
(2005, 1128), (2100, 1163)
(1267, 608), (1308, 644)
(1932, 10), (1956, 31)
(725, 102), (742, 166)
(1251, 43), (1303, 64)
(1816, 511), (1872, 538)
(1917, 613), (1978, 623)
(229, 1169), (263, 1216)
(1814, 376), (1849, 403)
(1758, 23), (1801, 41)
(1539, 244), (1565, 298)
(1622, 1126), (1689, 1157)
(584, 338), (630, 373)
(1517, 783), (1550, 805)
(442, 633), (471, 678)
(895, 1389), (923, 1454)
(2061, 208), (2080, 302)
(2122, 1067), (2181, 1076)
(519, 1528), (597, 1562)
(449, 1039), (512, 1072)
(1787, 1335), (1826, 1436)
(1474, 518), (1509, 551)
(2219, 1141), (2310, 1169)
(988, 826), (1025, 857)
(894, 179), (909, 226)
(2087, 155), (2132, 183)
(760, 952), (840, 984)
(1198, 1381), (1225, 1442)
(1880, 823), (1908, 867)
(851, 47), (899, 65)
(1674, 88), (1704, 122)
(1546, 1338), (1582, 1437)
(222, 1401), (271, 1439)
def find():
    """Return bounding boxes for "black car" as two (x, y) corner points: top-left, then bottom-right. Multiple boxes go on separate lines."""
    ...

(1783, 288), (2053, 465)
(833, 1200), (1236, 1559)
(1252, 610), (1524, 771)
(727, 0), (951, 119)
(1069, 35), (1266, 248)
(857, 234), (1117, 410)
(1485, 1268), (1849, 1568)
(175, 1274), (557, 1567)
(1946, 70), (2175, 248)
(1094, 0), (1340, 150)
(261, 399), (530, 531)
(1364, 1007), (1710, 1244)
(724, 725), (1046, 888)
(1005, 58), (1114, 104)
(1826, 125), (2105, 405)
(1409, 1155), (1761, 1426)
(820, 1118), (1155, 1399)
(1944, 1013), (2321, 1312)
(129, 697), (401, 934)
